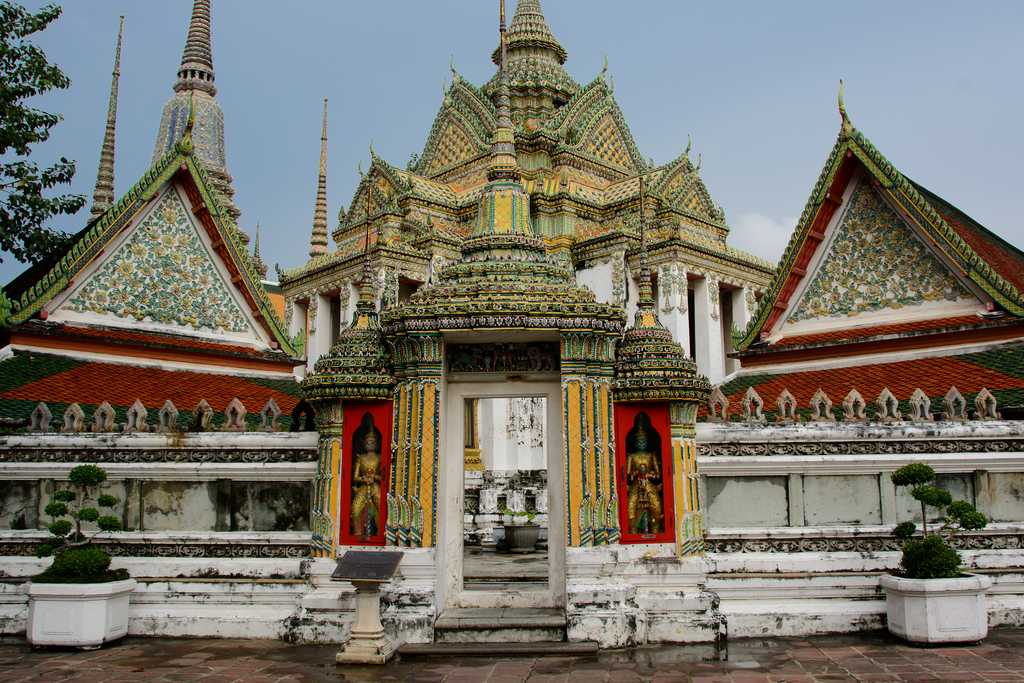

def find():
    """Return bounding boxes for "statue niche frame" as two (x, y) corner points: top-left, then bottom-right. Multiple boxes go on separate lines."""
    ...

(340, 401), (393, 547)
(614, 402), (675, 544)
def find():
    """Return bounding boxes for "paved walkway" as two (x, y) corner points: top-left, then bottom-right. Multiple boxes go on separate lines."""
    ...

(3, 629), (1024, 682)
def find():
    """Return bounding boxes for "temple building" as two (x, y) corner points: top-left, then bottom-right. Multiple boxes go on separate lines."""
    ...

(280, 0), (773, 385)
(2, 0), (1024, 651)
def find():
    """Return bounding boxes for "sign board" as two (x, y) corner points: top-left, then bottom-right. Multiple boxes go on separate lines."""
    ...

(331, 551), (403, 583)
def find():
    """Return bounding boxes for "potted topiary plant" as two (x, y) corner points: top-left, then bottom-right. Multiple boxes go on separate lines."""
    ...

(26, 464), (135, 648)
(879, 462), (991, 643)
(500, 508), (541, 554)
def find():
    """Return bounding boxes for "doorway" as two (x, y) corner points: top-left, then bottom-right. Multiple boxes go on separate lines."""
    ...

(440, 381), (565, 610)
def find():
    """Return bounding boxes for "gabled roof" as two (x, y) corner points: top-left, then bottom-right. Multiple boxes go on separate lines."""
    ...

(545, 77), (646, 174)
(2, 122), (296, 357)
(414, 75), (496, 178)
(739, 97), (1024, 350)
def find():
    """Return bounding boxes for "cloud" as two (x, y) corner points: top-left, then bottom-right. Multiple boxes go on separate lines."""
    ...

(729, 212), (797, 263)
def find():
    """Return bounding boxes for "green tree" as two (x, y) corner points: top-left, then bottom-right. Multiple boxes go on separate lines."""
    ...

(0, 1), (84, 267)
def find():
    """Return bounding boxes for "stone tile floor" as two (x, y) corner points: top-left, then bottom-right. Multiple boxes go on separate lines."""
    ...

(3, 629), (1024, 682)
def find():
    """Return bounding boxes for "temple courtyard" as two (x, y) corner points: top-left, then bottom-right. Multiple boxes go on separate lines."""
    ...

(4, 630), (1024, 682)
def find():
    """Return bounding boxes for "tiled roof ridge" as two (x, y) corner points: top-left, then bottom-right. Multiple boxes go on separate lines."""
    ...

(771, 314), (1021, 349)
(13, 320), (294, 362)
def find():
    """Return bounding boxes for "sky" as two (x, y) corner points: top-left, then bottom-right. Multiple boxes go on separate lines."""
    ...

(3, 0), (1023, 285)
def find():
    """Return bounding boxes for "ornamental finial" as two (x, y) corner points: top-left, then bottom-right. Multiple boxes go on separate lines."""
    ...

(637, 173), (654, 309)
(90, 16), (124, 221)
(309, 98), (329, 258)
(838, 79), (852, 132)
(175, 0), (215, 96)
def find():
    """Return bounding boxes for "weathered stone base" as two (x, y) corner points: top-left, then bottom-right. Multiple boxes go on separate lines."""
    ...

(565, 544), (724, 648)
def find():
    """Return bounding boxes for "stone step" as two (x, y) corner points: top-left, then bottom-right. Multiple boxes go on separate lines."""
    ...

(433, 607), (567, 644)
(400, 641), (598, 657)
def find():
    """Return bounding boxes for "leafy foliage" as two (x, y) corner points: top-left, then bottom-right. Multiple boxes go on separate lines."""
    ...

(912, 485), (952, 508)
(900, 535), (961, 580)
(0, 2), (85, 266)
(36, 546), (128, 583)
(891, 463), (935, 488)
(68, 464), (106, 487)
(889, 461), (988, 580)
(893, 521), (917, 540)
(35, 463), (127, 583)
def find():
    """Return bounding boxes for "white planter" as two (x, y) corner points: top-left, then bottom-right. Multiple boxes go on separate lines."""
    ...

(27, 579), (136, 648)
(880, 573), (991, 644)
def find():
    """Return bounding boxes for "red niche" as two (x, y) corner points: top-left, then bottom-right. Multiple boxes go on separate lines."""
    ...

(614, 402), (675, 544)
(340, 401), (393, 546)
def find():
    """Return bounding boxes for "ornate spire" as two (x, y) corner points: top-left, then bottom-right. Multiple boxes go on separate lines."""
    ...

(358, 151), (376, 308)
(89, 16), (124, 221)
(486, 0), (578, 115)
(492, 0), (567, 66)
(613, 175), (710, 405)
(175, 0), (215, 96)
(487, 0), (518, 181)
(309, 98), (329, 258)
(153, 0), (245, 240)
(470, 0), (533, 240)
(636, 173), (654, 309)
(252, 223), (268, 279)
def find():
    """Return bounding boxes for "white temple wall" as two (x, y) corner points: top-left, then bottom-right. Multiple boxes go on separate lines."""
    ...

(698, 420), (1024, 638)
(575, 259), (616, 305)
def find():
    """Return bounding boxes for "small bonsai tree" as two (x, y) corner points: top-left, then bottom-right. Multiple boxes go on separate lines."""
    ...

(891, 463), (987, 579)
(500, 507), (539, 525)
(35, 464), (127, 583)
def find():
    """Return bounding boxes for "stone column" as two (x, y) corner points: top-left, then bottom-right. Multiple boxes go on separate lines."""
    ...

(387, 333), (443, 548)
(308, 292), (333, 371)
(726, 287), (755, 375)
(658, 264), (690, 357)
(693, 275), (726, 385)
(561, 332), (620, 547)
(310, 401), (343, 558)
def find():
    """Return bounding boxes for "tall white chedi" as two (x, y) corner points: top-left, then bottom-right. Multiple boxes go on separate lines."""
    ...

(152, 0), (246, 240)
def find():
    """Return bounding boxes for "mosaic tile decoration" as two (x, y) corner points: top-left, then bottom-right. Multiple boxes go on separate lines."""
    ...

(66, 189), (251, 334)
(789, 181), (970, 323)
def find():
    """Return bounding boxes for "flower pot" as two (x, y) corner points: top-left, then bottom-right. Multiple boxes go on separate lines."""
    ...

(27, 578), (136, 648)
(503, 523), (541, 554)
(879, 573), (991, 644)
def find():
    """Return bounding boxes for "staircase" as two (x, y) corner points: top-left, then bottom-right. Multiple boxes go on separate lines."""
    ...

(398, 607), (598, 656)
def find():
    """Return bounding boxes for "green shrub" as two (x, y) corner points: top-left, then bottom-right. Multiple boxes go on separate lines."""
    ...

(891, 463), (935, 488)
(900, 535), (961, 579)
(893, 522), (917, 540)
(35, 463), (127, 584)
(889, 461), (988, 580)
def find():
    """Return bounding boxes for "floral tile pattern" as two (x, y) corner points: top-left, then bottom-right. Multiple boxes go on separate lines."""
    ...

(66, 189), (251, 334)
(789, 181), (969, 323)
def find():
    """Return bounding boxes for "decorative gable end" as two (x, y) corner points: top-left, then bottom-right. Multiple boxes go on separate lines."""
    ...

(583, 113), (634, 169)
(425, 119), (481, 176)
(779, 178), (978, 335)
(52, 184), (261, 343)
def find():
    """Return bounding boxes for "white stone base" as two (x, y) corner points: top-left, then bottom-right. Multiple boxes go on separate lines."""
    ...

(880, 573), (992, 644)
(27, 579), (136, 648)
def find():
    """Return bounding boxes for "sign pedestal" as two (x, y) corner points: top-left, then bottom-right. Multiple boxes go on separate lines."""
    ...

(332, 550), (403, 666)
(336, 580), (397, 664)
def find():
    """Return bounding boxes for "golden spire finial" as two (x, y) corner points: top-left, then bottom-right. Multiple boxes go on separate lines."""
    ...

(637, 172), (654, 309)
(308, 98), (329, 257)
(90, 16), (124, 220)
